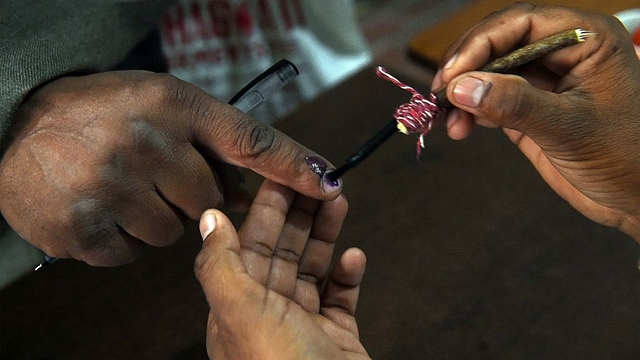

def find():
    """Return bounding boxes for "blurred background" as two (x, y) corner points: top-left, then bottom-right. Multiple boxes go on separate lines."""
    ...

(2, 1), (639, 359)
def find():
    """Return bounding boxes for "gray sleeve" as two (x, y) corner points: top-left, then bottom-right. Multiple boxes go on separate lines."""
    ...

(0, 0), (175, 148)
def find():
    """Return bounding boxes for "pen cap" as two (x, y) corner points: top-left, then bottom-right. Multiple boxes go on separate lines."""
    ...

(230, 60), (299, 113)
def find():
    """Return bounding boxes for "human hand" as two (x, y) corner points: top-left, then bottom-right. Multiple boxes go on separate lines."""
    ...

(0, 71), (341, 265)
(432, 3), (640, 241)
(195, 180), (370, 360)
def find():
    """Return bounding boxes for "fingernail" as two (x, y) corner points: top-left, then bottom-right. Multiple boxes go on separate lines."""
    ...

(431, 70), (443, 91)
(306, 156), (341, 193)
(444, 53), (458, 70)
(200, 210), (217, 241)
(322, 171), (341, 193)
(452, 76), (491, 108)
(446, 108), (460, 130)
(434, 54), (457, 91)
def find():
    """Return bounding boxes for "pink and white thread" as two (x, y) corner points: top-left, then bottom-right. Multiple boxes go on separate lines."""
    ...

(376, 66), (443, 155)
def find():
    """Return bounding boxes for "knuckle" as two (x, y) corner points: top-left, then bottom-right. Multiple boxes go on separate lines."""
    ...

(83, 246), (142, 266)
(240, 240), (274, 259)
(152, 73), (208, 116)
(487, 75), (533, 126)
(237, 123), (276, 159)
(122, 118), (171, 154)
(503, 84), (530, 120)
(66, 198), (117, 249)
(194, 252), (206, 278)
(273, 247), (302, 264)
(158, 74), (187, 103)
(53, 198), (127, 265)
(65, 199), (154, 266)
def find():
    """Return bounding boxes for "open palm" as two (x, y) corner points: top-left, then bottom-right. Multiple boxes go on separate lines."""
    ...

(195, 180), (370, 359)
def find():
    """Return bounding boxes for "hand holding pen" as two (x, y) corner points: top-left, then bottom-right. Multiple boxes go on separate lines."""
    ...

(332, 3), (640, 242)
(327, 28), (594, 182)
(35, 60), (300, 270)
(433, 4), (640, 242)
(1, 58), (341, 269)
(35, 60), (299, 271)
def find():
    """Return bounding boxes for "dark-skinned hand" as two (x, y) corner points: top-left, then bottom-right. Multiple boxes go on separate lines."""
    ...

(432, 3), (640, 241)
(0, 71), (341, 265)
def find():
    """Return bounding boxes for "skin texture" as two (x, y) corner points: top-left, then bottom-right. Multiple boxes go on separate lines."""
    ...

(195, 180), (370, 360)
(0, 71), (341, 265)
(431, 3), (640, 242)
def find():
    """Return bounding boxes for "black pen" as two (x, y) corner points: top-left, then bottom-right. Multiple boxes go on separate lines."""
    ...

(34, 59), (299, 271)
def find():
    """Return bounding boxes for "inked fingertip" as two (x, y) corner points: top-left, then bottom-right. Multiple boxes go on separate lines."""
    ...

(305, 156), (342, 195)
(322, 171), (342, 193)
(305, 156), (328, 177)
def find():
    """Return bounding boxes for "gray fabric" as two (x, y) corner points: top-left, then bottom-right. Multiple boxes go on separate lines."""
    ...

(0, 219), (41, 289)
(0, 0), (175, 148)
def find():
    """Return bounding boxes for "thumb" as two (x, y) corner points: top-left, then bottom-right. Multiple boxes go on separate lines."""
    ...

(446, 71), (576, 142)
(194, 209), (249, 307)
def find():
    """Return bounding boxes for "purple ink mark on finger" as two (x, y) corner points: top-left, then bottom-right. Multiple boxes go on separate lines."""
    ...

(305, 156), (340, 189)
(305, 156), (328, 177)
(323, 171), (340, 188)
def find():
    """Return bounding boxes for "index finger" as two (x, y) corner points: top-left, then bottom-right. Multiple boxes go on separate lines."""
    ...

(191, 94), (342, 200)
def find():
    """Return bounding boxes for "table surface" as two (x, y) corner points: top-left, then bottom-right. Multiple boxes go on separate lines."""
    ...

(1, 68), (639, 359)
(409, 0), (640, 67)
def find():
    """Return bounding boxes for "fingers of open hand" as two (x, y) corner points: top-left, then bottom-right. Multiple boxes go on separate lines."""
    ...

(238, 180), (323, 297)
(237, 180), (296, 284)
(237, 180), (348, 310)
(293, 193), (348, 312)
(320, 248), (367, 335)
(264, 193), (320, 298)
